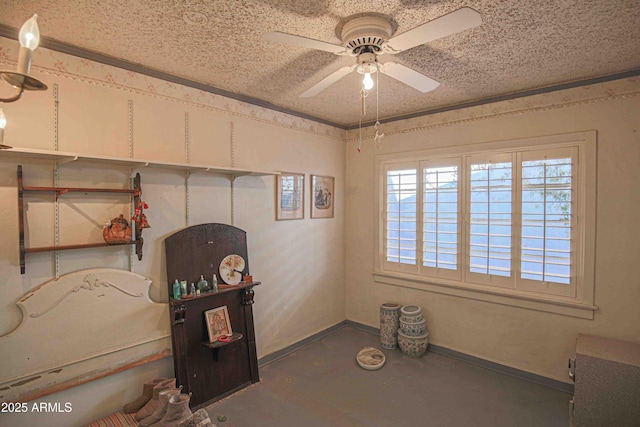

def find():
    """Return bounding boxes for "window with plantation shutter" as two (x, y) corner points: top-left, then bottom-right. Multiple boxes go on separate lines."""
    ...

(376, 131), (596, 317)
(384, 165), (417, 271)
(422, 161), (460, 280)
(467, 156), (513, 286)
(518, 148), (577, 297)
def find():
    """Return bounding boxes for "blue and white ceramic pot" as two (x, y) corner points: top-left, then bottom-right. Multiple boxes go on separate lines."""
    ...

(380, 302), (401, 349)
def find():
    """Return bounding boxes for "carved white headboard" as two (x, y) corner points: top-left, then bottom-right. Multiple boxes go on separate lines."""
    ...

(0, 269), (171, 402)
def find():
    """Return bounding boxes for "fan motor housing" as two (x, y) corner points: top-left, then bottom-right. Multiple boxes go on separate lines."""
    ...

(341, 16), (392, 54)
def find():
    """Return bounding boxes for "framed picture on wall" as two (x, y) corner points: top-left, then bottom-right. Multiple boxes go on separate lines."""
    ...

(276, 173), (304, 220)
(311, 175), (334, 219)
(205, 306), (232, 343)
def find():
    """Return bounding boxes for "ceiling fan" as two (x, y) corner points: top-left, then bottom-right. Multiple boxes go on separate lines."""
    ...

(263, 7), (482, 98)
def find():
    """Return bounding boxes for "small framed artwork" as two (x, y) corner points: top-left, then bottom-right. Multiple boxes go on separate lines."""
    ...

(311, 175), (334, 219)
(276, 173), (304, 220)
(205, 306), (232, 343)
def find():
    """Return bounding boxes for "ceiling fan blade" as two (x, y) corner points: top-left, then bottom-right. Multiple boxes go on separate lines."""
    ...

(263, 31), (347, 54)
(300, 66), (356, 98)
(380, 62), (440, 93)
(385, 7), (482, 54)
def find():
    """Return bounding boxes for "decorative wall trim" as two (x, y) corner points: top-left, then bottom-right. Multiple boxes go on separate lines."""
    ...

(346, 77), (640, 143)
(0, 25), (344, 129)
(1, 34), (637, 145)
(0, 36), (344, 141)
(347, 69), (640, 131)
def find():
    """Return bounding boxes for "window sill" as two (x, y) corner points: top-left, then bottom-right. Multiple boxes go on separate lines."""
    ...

(373, 271), (597, 319)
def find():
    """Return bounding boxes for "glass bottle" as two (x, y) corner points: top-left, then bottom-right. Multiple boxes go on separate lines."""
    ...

(212, 274), (219, 292)
(197, 275), (209, 292)
(172, 280), (181, 300)
(180, 280), (187, 297)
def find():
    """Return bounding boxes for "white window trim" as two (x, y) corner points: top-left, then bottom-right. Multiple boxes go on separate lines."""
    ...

(374, 131), (597, 319)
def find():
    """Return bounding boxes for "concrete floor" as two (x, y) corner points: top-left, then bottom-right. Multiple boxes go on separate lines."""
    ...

(205, 325), (571, 427)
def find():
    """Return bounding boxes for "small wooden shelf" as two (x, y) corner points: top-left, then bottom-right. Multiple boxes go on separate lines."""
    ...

(200, 332), (244, 362)
(170, 282), (261, 307)
(200, 332), (243, 349)
(18, 165), (144, 274)
(24, 240), (142, 253)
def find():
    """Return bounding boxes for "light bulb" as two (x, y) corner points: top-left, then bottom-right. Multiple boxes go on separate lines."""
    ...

(19, 14), (40, 50)
(17, 14), (40, 76)
(362, 73), (374, 90)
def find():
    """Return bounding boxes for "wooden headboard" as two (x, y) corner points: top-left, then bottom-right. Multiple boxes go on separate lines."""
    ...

(0, 268), (171, 403)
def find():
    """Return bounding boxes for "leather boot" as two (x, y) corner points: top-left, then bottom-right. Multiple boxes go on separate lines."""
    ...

(139, 386), (182, 427)
(150, 393), (192, 427)
(135, 379), (176, 421)
(177, 409), (216, 427)
(123, 377), (167, 413)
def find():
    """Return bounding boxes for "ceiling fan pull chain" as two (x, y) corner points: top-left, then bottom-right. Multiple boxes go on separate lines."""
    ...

(374, 121), (385, 149)
(374, 64), (384, 149)
(357, 113), (363, 153)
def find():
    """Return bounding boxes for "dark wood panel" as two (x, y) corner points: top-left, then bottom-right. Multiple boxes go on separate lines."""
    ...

(165, 223), (259, 409)
(165, 223), (250, 292)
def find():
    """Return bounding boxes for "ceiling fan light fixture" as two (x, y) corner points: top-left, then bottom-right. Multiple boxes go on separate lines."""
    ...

(362, 73), (374, 90)
(356, 51), (378, 73)
(263, 6), (481, 116)
(356, 63), (377, 75)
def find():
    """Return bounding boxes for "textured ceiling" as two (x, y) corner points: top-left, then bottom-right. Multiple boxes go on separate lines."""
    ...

(1, 0), (639, 128)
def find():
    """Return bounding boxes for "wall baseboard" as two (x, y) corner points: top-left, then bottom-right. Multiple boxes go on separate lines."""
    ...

(259, 320), (574, 395)
(427, 343), (574, 394)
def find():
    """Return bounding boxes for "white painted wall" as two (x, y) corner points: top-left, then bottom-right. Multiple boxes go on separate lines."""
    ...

(344, 79), (640, 384)
(0, 38), (345, 426)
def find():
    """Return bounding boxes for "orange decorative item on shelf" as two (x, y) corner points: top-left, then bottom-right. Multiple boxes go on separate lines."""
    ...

(132, 199), (150, 229)
(103, 214), (132, 244)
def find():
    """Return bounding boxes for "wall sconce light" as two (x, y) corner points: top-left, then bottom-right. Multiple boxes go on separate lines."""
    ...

(0, 108), (7, 149)
(0, 14), (48, 103)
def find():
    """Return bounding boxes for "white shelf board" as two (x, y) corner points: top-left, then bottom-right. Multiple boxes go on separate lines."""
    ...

(0, 147), (278, 177)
